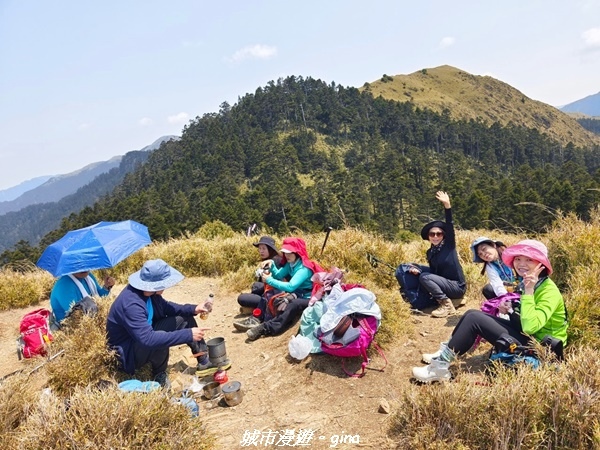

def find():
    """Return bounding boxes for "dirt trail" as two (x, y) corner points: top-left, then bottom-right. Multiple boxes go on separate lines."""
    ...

(0, 277), (479, 449)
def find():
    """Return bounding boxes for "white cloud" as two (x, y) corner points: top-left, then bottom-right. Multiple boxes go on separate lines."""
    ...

(439, 37), (456, 49)
(78, 123), (90, 131)
(582, 27), (600, 49)
(139, 117), (153, 126)
(226, 44), (277, 63)
(167, 112), (189, 124)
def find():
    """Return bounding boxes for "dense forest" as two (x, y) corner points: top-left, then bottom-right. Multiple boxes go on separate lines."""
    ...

(577, 117), (600, 135)
(0, 151), (149, 257)
(3, 76), (600, 265)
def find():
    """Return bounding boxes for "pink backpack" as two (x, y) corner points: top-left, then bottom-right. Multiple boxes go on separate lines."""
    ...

(319, 315), (387, 378)
(16, 308), (53, 359)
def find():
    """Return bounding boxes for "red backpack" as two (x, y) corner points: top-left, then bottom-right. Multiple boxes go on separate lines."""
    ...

(16, 308), (53, 359)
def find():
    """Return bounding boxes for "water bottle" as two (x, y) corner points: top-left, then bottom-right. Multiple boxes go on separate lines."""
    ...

(200, 293), (214, 320)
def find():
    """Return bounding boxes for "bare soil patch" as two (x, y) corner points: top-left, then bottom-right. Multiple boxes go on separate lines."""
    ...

(0, 277), (488, 449)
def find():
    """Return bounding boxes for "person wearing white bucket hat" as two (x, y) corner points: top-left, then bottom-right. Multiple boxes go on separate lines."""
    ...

(107, 259), (229, 387)
(470, 237), (515, 300)
(412, 239), (568, 383)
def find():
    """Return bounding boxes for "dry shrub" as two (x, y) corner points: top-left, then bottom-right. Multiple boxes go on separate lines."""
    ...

(0, 373), (38, 436)
(391, 350), (600, 449)
(45, 296), (119, 396)
(0, 266), (53, 310)
(5, 386), (214, 450)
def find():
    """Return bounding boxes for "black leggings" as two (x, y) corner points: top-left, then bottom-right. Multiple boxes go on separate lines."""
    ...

(448, 309), (528, 355)
(263, 298), (310, 336)
(237, 282), (265, 308)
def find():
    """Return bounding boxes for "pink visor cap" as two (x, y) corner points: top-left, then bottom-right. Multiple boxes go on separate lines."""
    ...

(501, 239), (552, 275)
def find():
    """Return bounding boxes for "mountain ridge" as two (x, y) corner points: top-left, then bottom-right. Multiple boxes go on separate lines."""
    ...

(0, 135), (179, 216)
(560, 91), (600, 116)
(365, 65), (600, 149)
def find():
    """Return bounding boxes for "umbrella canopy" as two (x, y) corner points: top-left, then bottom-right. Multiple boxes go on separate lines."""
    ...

(37, 220), (152, 277)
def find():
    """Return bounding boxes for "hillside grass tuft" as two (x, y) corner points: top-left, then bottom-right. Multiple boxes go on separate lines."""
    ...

(1, 213), (600, 448)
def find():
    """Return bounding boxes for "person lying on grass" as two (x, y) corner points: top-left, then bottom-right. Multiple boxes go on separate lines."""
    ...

(412, 239), (568, 383)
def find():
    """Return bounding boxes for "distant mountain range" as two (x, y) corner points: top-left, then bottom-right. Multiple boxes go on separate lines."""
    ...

(560, 91), (600, 117)
(0, 135), (179, 252)
(0, 176), (53, 202)
(0, 136), (179, 216)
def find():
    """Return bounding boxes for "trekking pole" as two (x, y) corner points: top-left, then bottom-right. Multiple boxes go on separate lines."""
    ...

(320, 227), (333, 256)
(366, 253), (396, 273)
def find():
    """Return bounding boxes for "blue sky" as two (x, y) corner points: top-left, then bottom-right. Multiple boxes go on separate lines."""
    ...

(1, 0), (600, 190)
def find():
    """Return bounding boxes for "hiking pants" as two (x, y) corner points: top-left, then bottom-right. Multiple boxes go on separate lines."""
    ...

(447, 309), (527, 355)
(133, 315), (206, 376)
(263, 297), (310, 336)
(237, 282), (265, 308)
(418, 272), (466, 302)
(482, 283), (497, 300)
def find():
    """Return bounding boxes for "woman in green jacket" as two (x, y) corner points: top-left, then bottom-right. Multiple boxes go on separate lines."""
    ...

(413, 239), (568, 383)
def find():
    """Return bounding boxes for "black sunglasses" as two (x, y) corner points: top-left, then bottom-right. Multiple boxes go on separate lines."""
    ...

(428, 231), (444, 237)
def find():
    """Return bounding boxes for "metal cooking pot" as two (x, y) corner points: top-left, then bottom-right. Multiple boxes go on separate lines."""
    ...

(202, 381), (221, 399)
(221, 381), (243, 407)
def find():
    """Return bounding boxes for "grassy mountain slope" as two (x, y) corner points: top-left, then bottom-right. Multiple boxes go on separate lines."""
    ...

(365, 65), (600, 149)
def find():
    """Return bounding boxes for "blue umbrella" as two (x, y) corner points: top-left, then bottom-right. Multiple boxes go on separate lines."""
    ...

(37, 220), (152, 277)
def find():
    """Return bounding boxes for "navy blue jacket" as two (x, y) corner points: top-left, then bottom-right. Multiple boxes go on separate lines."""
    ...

(426, 208), (466, 285)
(106, 285), (196, 374)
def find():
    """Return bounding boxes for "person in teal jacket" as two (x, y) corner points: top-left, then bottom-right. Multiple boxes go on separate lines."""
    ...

(412, 239), (568, 383)
(245, 237), (324, 341)
(50, 271), (115, 324)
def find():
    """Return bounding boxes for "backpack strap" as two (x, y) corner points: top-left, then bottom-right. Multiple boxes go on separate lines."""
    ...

(340, 317), (388, 378)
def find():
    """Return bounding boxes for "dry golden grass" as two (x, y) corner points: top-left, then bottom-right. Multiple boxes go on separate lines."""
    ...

(364, 65), (600, 149)
(2, 386), (214, 450)
(391, 346), (600, 450)
(2, 216), (600, 448)
(0, 262), (54, 310)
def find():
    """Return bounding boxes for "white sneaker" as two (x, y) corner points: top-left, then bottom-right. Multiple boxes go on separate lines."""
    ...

(422, 342), (447, 364)
(412, 359), (451, 383)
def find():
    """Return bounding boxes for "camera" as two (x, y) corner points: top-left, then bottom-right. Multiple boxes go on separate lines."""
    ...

(255, 267), (270, 281)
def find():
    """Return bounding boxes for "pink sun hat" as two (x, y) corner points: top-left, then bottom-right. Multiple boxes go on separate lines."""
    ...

(501, 239), (553, 275)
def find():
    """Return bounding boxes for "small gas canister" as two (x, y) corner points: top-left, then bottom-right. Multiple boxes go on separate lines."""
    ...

(213, 368), (228, 384)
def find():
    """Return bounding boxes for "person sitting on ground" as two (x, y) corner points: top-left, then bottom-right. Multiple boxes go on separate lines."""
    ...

(471, 237), (514, 300)
(236, 236), (282, 315)
(395, 191), (467, 318)
(50, 270), (115, 327)
(244, 237), (324, 341)
(106, 259), (225, 387)
(412, 239), (568, 383)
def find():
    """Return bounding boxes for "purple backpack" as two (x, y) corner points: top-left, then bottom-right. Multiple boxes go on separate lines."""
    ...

(318, 315), (387, 378)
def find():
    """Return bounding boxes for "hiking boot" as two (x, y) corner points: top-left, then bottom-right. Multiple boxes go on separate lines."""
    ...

(452, 298), (467, 308)
(233, 316), (261, 332)
(412, 359), (452, 383)
(239, 306), (254, 315)
(422, 342), (448, 364)
(431, 299), (456, 318)
(153, 371), (171, 389)
(246, 323), (266, 341)
(196, 359), (232, 377)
